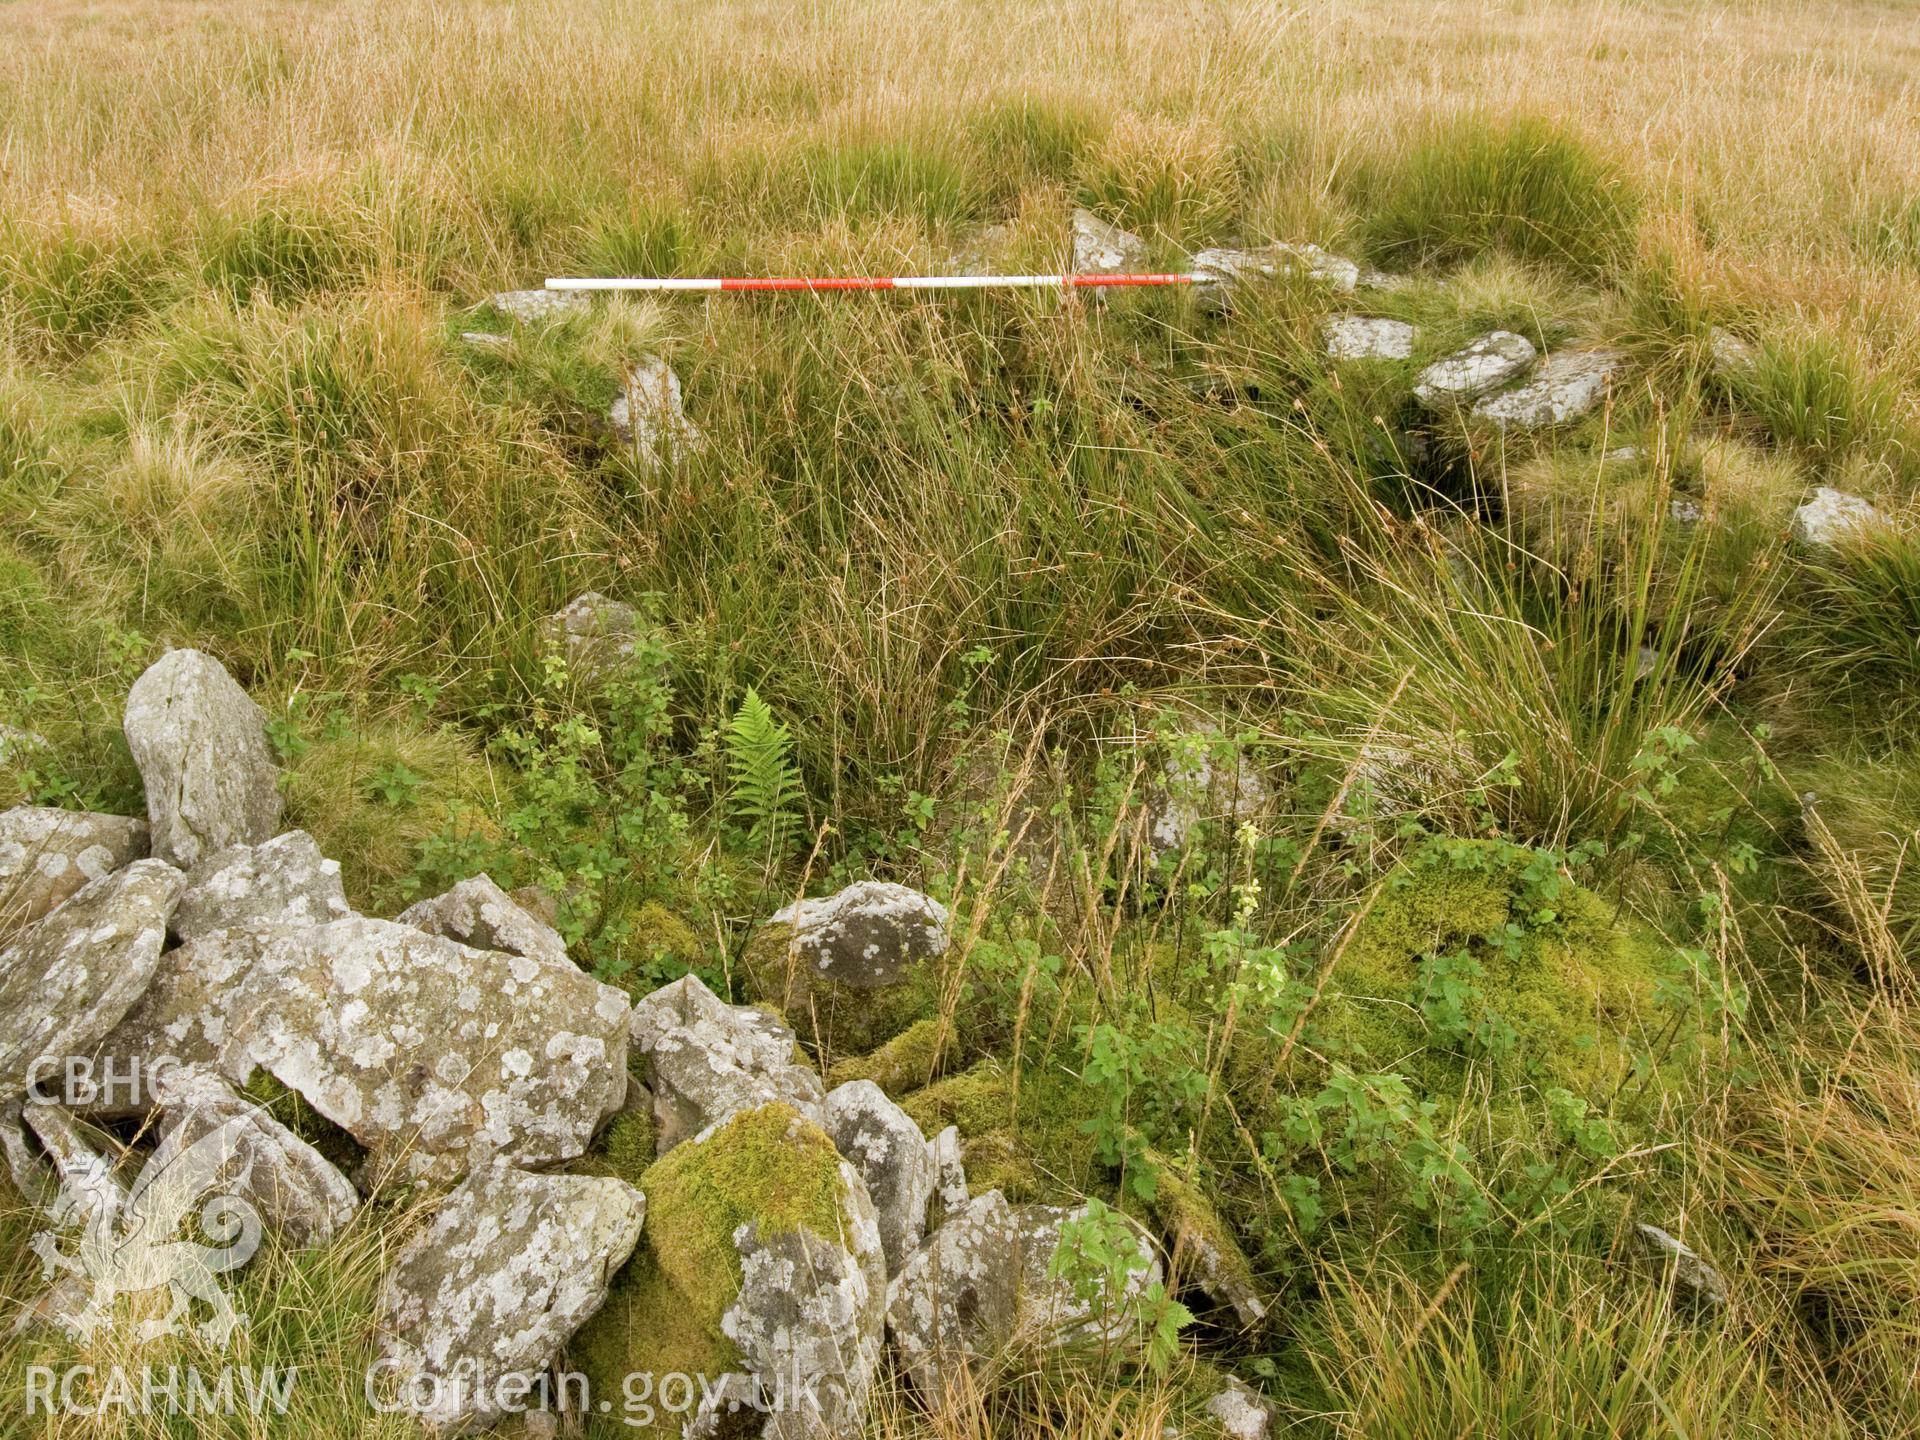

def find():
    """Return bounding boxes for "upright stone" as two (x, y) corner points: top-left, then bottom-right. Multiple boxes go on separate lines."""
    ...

(123, 650), (282, 869)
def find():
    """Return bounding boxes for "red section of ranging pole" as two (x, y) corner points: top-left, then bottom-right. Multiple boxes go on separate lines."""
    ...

(544, 273), (1208, 293)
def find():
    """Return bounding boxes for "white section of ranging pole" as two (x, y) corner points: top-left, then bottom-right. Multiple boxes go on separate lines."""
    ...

(544, 273), (1214, 292)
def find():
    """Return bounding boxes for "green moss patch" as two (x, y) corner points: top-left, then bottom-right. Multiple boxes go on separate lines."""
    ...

(1315, 839), (1667, 1103)
(899, 1058), (1103, 1202)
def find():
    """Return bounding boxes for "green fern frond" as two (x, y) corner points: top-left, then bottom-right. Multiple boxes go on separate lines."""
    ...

(724, 687), (801, 850)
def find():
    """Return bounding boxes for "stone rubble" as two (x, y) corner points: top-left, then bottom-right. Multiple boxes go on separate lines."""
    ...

(398, 873), (570, 970)
(376, 1162), (645, 1430)
(0, 859), (183, 1105)
(630, 973), (825, 1151)
(222, 917), (631, 1185)
(169, 830), (349, 944)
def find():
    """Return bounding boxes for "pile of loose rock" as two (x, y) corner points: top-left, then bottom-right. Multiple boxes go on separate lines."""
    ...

(0, 648), (1258, 1436)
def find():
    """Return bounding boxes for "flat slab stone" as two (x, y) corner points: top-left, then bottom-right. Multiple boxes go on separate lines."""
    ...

(1325, 316), (1416, 361)
(376, 1163), (645, 1430)
(1413, 331), (1537, 410)
(1791, 486), (1889, 548)
(1072, 208), (1147, 274)
(398, 874), (569, 970)
(489, 289), (589, 325)
(0, 806), (149, 943)
(123, 649), (282, 869)
(1472, 349), (1629, 427)
(0, 859), (183, 1104)
(171, 830), (349, 944)
(223, 918), (631, 1185)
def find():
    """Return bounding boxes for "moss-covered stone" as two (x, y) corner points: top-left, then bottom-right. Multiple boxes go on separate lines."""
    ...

(824, 1016), (947, 1096)
(898, 1058), (1102, 1203)
(739, 919), (940, 1059)
(569, 1103), (851, 1437)
(1130, 1143), (1265, 1327)
(1311, 839), (1667, 1103)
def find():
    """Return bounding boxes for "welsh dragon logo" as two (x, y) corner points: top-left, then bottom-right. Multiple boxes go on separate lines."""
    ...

(28, 1103), (264, 1346)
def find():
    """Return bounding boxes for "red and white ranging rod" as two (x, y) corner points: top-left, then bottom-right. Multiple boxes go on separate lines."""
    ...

(545, 272), (1210, 293)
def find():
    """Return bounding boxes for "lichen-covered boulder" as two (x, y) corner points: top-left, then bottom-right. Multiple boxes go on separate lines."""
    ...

(398, 873), (569, 970)
(1145, 730), (1272, 860)
(740, 882), (949, 1056)
(885, 1190), (1161, 1406)
(629, 974), (823, 1152)
(1325, 315), (1416, 361)
(821, 1079), (937, 1271)
(1413, 331), (1538, 410)
(85, 925), (282, 1117)
(170, 830), (349, 944)
(1472, 348), (1629, 428)
(1791, 486), (1889, 548)
(376, 1162), (645, 1431)
(0, 859), (183, 1104)
(151, 1067), (359, 1245)
(489, 288), (588, 324)
(222, 917), (631, 1186)
(0, 806), (149, 943)
(539, 591), (641, 684)
(123, 649), (282, 869)
(571, 1103), (887, 1440)
(1072, 208), (1147, 274)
